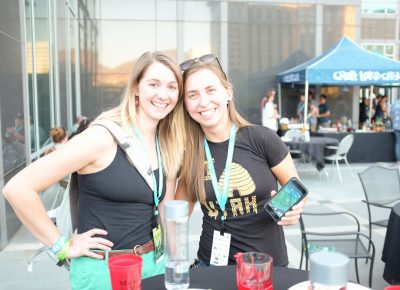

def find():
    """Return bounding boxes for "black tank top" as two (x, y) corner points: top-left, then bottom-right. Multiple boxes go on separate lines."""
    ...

(77, 145), (166, 250)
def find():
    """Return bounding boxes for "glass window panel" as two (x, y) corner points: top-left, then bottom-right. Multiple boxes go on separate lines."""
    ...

(385, 44), (394, 56)
(156, 22), (177, 56)
(361, 18), (396, 39)
(323, 5), (358, 50)
(25, 0), (35, 153)
(100, 0), (155, 20)
(156, 0), (177, 21)
(34, 0), (52, 148)
(228, 2), (248, 23)
(182, 1), (220, 22)
(99, 20), (155, 71)
(69, 10), (78, 124)
(56, 1), (68, 128)
(362, 0), (397, 14)
(183, 22), (215, 58)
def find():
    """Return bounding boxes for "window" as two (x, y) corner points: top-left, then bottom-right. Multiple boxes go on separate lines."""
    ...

(362, 0), (397, 14)
(362, 43), (395, 59)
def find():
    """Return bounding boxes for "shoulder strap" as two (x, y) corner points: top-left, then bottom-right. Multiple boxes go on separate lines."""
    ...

(91, 119), (154, 190)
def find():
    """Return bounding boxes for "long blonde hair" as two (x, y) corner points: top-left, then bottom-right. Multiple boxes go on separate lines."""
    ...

(179, 62), (251, 203)
(97, 51), (185, 178)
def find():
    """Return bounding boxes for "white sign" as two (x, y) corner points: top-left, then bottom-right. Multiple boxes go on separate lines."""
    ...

(332, 70), (400, 82)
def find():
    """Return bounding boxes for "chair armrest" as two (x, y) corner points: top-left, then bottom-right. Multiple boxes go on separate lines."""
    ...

(302, 230), (362, 236)
(325, 145), (338, 150)
(362, 198), (400, 208)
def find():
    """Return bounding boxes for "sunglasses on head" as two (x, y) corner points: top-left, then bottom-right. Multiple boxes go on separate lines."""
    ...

(180, 54), (226, 78)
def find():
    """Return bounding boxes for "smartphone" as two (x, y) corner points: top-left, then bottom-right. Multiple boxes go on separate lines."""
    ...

(264, 177), (308, 222)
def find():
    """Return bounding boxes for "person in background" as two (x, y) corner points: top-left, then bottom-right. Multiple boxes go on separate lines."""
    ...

(317, 94), (331, 128)
(69, 118), (93, 139)
(176, 54), (304, 267)
(307, 92), (319, 132)
(45, 127), (68, 155)
(390, 98), (400, 165)
(262, 88), (280, 131)
(359, 98), (370, 129)
(296, 94), (305, 122)
(5, 113), (25, 143)
(3, 51), (185, 290)
(72, 115), (87, 133)
(373, 95), (388, 123)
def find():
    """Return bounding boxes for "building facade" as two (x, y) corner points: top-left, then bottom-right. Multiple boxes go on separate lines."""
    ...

(0, 0), (398, 248)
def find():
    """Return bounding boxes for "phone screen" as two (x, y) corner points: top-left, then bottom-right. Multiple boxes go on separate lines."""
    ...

(264, 177), (307, 221)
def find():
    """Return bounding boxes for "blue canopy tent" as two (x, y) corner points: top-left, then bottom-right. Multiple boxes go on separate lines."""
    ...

(277, 35), (400, 124)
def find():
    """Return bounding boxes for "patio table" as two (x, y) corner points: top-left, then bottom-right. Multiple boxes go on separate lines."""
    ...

(142, 265), (309, 290)
(286, 137), (339, 170)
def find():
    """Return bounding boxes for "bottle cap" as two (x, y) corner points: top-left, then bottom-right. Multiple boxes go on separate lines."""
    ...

(164, 200), (188, 220)
(309, 252), (349, 286)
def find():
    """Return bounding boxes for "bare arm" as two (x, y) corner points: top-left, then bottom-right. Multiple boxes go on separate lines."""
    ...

(175, 180), (196, 216)
(2, 126), (115, 258)
(271, 153), (306, 226)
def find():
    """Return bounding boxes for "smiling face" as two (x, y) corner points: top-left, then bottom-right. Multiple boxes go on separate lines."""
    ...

(135, 61), (179, 125)
(184, 68), (232, 135)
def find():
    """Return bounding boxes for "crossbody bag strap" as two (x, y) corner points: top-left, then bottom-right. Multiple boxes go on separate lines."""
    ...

(91, 119), (154, 190)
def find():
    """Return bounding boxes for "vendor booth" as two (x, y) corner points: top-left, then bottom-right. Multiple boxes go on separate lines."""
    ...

(278, 35), (400, 162)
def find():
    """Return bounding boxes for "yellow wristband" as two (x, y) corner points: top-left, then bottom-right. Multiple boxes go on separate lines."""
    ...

(57, 239), (70, 261)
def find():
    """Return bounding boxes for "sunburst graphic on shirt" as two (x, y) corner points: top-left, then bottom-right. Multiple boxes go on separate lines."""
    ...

(203, 161), (257, 219)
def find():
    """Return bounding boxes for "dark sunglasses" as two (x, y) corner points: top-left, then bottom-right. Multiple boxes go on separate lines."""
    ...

(180, 54), (226, 78)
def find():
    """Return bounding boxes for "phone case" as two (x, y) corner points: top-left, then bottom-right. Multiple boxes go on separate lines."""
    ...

(263, 177), (308, 222)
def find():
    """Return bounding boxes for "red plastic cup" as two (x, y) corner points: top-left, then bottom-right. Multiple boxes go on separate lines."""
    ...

(385, 286), (400, 290)
(235, 252), (273, 290)
(108, 254), (143, 290)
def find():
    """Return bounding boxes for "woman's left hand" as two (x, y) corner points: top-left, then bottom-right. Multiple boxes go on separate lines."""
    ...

(270, 190), (307, 226)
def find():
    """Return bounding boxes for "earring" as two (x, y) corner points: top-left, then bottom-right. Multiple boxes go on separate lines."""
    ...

(227, 99), (231, 104)
(135, 96), (140, 106)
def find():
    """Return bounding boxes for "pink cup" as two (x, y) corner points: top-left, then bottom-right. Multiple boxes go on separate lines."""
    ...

(108, 254), (143, 290)
(385, 286), (400, 290)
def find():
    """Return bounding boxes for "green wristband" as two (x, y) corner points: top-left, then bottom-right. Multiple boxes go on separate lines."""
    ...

(57, 239), (70, 261)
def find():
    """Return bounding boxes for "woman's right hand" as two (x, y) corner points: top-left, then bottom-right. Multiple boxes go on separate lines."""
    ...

(66, 228), (114, 259)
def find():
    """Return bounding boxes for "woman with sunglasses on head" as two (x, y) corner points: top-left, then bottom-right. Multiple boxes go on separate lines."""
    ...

(3, 51), (185, 289)
(176, 54), (304, 267)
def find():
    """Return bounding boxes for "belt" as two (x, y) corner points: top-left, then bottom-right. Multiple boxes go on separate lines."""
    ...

(98, 240), (155, 259)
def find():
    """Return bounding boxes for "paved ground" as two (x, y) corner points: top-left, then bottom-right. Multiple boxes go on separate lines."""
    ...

(0, 161), (397, 289)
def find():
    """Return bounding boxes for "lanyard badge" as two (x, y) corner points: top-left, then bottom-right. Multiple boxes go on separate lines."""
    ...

(132, 127), (164, 263)
(204, 124), (236, 266)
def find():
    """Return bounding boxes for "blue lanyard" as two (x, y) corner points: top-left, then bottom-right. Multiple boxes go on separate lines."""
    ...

(204, 124), (236, 221)
(132, 127), (163, 216)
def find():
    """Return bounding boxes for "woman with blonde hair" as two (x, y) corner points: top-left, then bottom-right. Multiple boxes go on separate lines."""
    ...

(176, 54), (304, 267)
(3, 51), (185, 289)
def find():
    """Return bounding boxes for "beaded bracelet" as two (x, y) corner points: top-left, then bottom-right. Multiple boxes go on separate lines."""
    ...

(57, 239), (71, 261)
(49, 234), (67, 256)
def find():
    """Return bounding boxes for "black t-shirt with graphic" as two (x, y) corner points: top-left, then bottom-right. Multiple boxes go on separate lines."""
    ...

(198, 125), (289, 266)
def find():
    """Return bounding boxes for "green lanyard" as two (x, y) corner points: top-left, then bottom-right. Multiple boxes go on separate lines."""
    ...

(132, 127), (163, 217)
(204, 124), (236, 222)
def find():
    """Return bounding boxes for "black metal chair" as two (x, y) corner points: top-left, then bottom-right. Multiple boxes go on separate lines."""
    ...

(358, 166), (400, 244)
(299, 211), (375, 287)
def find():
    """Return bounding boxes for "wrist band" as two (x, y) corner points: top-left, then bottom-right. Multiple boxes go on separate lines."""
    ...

(49, 234), (67, 256)
(57, 239), (71, 261)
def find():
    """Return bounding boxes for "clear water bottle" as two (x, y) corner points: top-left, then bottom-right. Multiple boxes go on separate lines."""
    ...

(309, 252), (349, 290)
(164, 200), (190, 290)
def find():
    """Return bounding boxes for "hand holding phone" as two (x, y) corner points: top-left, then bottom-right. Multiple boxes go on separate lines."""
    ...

(264, 177), (308, 222)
